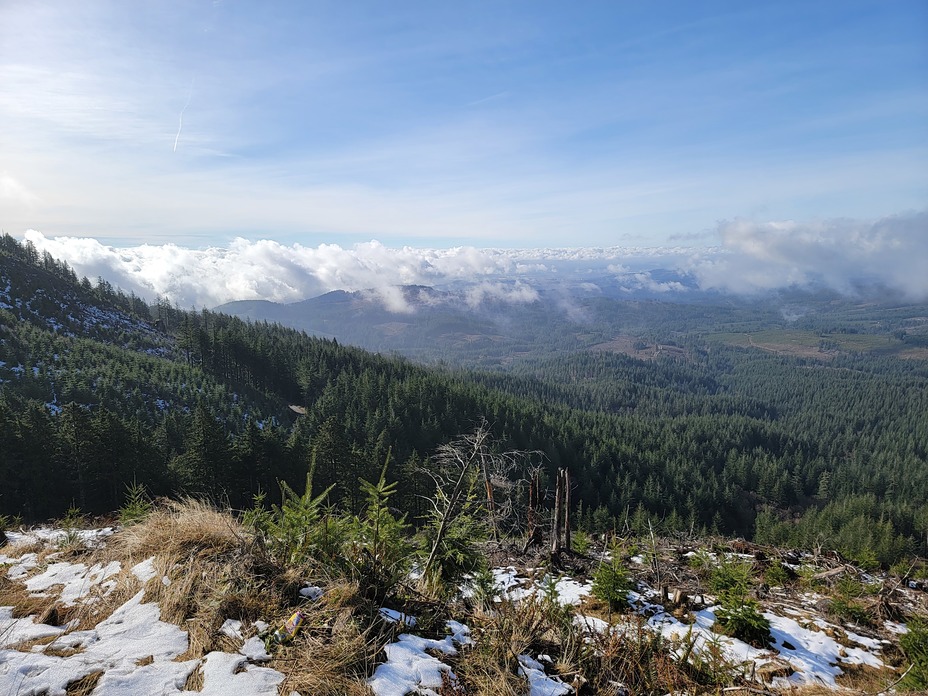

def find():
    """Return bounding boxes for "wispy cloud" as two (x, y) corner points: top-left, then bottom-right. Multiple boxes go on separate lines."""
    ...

(1, 2), (925, 246)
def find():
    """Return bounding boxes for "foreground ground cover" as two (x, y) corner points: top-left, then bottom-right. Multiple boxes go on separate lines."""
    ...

(1, 502), (926, 695)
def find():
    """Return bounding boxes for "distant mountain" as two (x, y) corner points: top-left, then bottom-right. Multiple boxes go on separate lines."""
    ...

(216, 285), (571, 364)
(214, 277), (928, 367)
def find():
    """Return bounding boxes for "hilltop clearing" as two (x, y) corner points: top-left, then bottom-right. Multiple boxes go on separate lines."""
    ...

(2, 501), (927, 695)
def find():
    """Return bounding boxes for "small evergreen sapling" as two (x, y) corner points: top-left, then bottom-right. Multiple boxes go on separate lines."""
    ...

(710, 556), (772, 648)
(900, 619), (928, 691)
(592, 556), (632, 611)
(348, 457), (411, 601)
(118, 482), (153, 525)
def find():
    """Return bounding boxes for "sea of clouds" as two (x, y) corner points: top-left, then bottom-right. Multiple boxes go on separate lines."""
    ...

(19, 211), (927, 309)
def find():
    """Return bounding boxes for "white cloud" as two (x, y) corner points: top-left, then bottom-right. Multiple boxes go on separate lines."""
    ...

(689, 211), (928, 299)
(464, 282), (539, 309)
(19, 231), (665, 308)
(18, 211), (928, 310)
(617, 272), (689, 294)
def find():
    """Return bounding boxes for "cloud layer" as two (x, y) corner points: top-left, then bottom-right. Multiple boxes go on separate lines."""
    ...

(690, 211), (928, 299)
(19, 211), (928, 309)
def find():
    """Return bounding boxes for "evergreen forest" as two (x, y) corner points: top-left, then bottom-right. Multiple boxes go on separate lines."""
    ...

(1, 234), (927, 567)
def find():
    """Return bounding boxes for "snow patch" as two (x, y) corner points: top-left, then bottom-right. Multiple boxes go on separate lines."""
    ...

(130, 557), (158, 583)
(379, 608), (417, 627)
(368, 621), (472, 696)
(25, 560), (121, 605)
(518, 654), (571, 696)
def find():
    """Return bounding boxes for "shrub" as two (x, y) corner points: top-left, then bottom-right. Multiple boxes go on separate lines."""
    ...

(900, 619), (928, 691)
(709, 557), (754, 600)
(62, 505), (84, 530)
(708, 556), (772, 648)
(468, 566), (498, 610)
(592, 557), (632, 611)
(571, 529), (592, 555)
(827, 574), (872, 626)
(118, 482), (153, 526)
(417, 512), (487, 598)
(714, 599), (772, 648)
(828, 596), (870, 626)
(688, 549), (714, 578)
(243, 470), (344, 568)
(763, 562), (790, 587)
(346, 461), (410, 601)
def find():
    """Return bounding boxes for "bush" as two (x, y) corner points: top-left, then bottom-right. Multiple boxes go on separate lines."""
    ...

(707, 555), (771, 648)
(416, 512), (487, 598)
(826, 574), (873, 627)
(243, 471), (344, 568)
(468, 566), (498, 610)
(119, 482), (153, 526)
(763, 562), (790, 587)
(346, 462), (411, 601)
(688, 549), (715, 578)
(709, 557), (754, 599)
(571, 529), (592, 555)
(714, 600), (772, 648)
(592, 557), (632, 611)
(900, 619), (928, 691)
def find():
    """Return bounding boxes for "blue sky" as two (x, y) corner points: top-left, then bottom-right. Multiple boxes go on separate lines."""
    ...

(1, 0), (926, 250)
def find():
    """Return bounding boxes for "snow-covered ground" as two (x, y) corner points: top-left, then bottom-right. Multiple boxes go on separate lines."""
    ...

(1, 530), (285, 696)
(474, 563), (902, 690)
(1, 527), (914, 695)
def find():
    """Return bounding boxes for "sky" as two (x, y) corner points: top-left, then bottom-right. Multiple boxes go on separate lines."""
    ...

(1, 1), (927, 305)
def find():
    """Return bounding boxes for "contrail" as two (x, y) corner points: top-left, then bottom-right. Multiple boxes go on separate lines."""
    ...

(173, 81), (194, 153)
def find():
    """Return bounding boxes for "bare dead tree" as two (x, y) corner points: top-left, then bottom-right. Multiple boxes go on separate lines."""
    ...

(561, 469), (570, 551)
(417, 422), (540, 592)
(551, 468), (564, 555)
(522, 466), (544, 552)
(419, 426), (490, 588)
(549, 468), (573, 557)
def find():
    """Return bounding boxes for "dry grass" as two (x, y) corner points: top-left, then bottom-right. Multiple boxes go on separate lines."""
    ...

(834, 662), (905, 693)
(184, 662), (205, 691)
(1, 499), (294, 661)
(452, 600), (565, 696)
(102, 499), (290, 660)
(0, 538), (45, 557)
(64, 670), (103, 695)
(112, 498), (242, 560)
(0, 576), (57, 620)
(276, 581), (383, 696)
(277, 623), (379, 696)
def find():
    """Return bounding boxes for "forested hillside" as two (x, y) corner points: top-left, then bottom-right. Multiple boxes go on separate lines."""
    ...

(1, 234), (926, 566)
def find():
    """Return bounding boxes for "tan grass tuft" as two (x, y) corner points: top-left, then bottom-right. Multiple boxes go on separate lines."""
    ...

(112, 498), (243, 560)
(184, 662), (205, 691)
(64, 670), (103, 696)
(277, 624), (381, 696)
(272, 578), (382, 696)
(0, 538), (45, 557)
(79, 498), (288, 661)
(834, 661), (901, 693)
(450, 601), (553, 696)
(0, 576), (58, 620)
